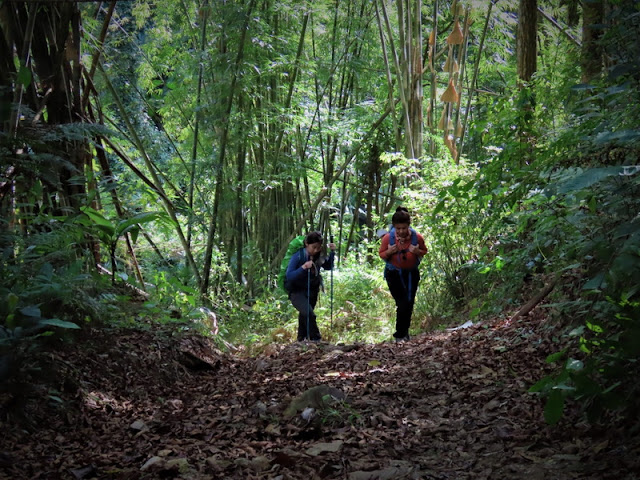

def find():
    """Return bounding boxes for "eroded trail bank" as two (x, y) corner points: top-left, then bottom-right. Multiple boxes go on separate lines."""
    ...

(2, 313), (638, 479)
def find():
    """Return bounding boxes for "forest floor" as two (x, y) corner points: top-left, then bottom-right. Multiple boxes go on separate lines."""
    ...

(1, 307), (639, 480)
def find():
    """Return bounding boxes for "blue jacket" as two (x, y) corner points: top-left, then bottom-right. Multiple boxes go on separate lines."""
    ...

(285, 248), (334, 293)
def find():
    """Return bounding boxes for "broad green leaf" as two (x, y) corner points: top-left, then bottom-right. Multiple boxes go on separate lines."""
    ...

(568, 326), (585, 336)
(80, 206), (115, 235)
(130, 226), (140, 245)
(583, 273), (606, 291)
(544, 389), (565, 425)
(115, 211), (165, 237)
(432, 199), (446, 217)
(555, 166), (640, 195)
(549, 383), (576, 391)
(602, 381), (622, 394)
(38, 318), (81, 329)
(565, 358), (584, 371)
(20, 305), (41, 318)
(595, 130), (640, 145)
(118, 223), (140, 239)
(586, 321), (603, 334)
(571, 83), (596, 91)
(545, 348), (567, 364)
(17, 65), (32, 87)
(528, 375), (554, 393)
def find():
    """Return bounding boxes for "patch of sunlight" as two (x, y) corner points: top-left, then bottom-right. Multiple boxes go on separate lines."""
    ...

(84, 390), (133, 412)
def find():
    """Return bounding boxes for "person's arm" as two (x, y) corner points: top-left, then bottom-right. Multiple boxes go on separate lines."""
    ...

(410, 234), (428, 257)
(378, 234), (397, 260)
(285, 250), (307, 287)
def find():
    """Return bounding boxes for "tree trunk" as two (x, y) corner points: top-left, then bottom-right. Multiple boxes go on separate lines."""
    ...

(581, 0), (604, 83)
(517, 0), (538, 85)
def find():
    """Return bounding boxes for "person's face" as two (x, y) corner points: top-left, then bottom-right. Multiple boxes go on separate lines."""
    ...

(394, 223), (410, 239)
(306, 242), (323, 256)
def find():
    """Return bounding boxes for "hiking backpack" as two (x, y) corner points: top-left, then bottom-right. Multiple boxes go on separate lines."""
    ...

(277, 235), (305, 291)
(386, 227), (421, 267)
(385, 227), (421, 301)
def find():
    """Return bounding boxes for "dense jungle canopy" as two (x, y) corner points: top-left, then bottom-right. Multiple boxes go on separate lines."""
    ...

(1, 0), (640, 478)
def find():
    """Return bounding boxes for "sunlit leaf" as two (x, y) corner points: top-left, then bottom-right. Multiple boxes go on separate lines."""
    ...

(545, 349), (567, 363)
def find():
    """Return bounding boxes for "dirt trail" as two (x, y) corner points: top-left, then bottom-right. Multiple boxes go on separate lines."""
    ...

(2, 312), (638, 479)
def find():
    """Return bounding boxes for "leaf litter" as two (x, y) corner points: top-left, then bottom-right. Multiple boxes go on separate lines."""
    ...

(1, 310), (639, 479)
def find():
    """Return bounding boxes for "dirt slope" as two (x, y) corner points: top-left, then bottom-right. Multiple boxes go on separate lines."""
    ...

(1, 312), (638, 479)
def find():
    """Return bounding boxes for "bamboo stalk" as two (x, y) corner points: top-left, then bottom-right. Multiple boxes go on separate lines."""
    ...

(271, 100), (397, 268)
(9, 3), (37, 138)
(188, 0), (209, 248)
(458, 0), (495, 160)
(201, 0), (256, 298)
(428, 0), (438, 150)
(82, 1), (116, 109)
(452, 6), (471, 163)
(378, 0), (415, 158)
(96, 61), (203, 289)
(538, 6), (581, 46)
(375, 1), (401, 151)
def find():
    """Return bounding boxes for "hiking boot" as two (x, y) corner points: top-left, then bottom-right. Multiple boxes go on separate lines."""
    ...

(394, 335), (410, 343)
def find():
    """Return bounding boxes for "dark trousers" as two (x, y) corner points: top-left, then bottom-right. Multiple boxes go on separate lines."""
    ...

(385, 268), (420, 338)
(289, 289), (321, 341)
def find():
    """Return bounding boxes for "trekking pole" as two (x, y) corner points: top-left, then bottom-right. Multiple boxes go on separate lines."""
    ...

(330, 235), (334, 328)
(307, 266), (311, 341)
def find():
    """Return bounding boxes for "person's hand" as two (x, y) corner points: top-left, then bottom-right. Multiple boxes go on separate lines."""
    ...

(302, 260), (314, 270)
(328, 242), (336, 251)
(409, 244), (419, 254)
(386, 244), (399, 257)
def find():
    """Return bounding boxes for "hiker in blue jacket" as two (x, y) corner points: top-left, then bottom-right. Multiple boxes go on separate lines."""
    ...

(379, 207), (427, 342)
(285, 231), (336, 342)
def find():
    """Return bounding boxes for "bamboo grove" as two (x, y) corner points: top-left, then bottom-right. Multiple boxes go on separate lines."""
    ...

(1, 0), (638, 308)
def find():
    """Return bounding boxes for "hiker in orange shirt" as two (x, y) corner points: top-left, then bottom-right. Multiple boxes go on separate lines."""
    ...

(379, 207), (427, 342)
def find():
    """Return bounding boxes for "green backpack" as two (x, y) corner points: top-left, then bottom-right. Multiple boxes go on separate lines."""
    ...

(277, 235), (305, 291)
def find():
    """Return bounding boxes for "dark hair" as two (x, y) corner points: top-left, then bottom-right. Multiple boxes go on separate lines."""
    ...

(305, 231), (323, 245)
(391, 206), (411, 226)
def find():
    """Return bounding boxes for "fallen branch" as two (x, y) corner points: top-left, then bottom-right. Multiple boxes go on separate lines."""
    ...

(96, 264), (149, 300)
(508, 277), (558, 323)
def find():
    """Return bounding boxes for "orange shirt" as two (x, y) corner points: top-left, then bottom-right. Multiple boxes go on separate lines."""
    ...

(379, 230), (427, 270)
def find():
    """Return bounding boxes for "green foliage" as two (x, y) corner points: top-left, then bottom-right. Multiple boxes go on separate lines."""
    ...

(529, 294), (640, 424)
(317, 266), (393, 344)
(0, 219), (112, 396)
(319, 398), (362, 427)
(0, 221), (104, 342)
(76, 206), (169, 284)
(382, 150), (493, 323)
(519, 162), (640, 423)
(5, 0), (636, 431)
(219, 263), (396, 350)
